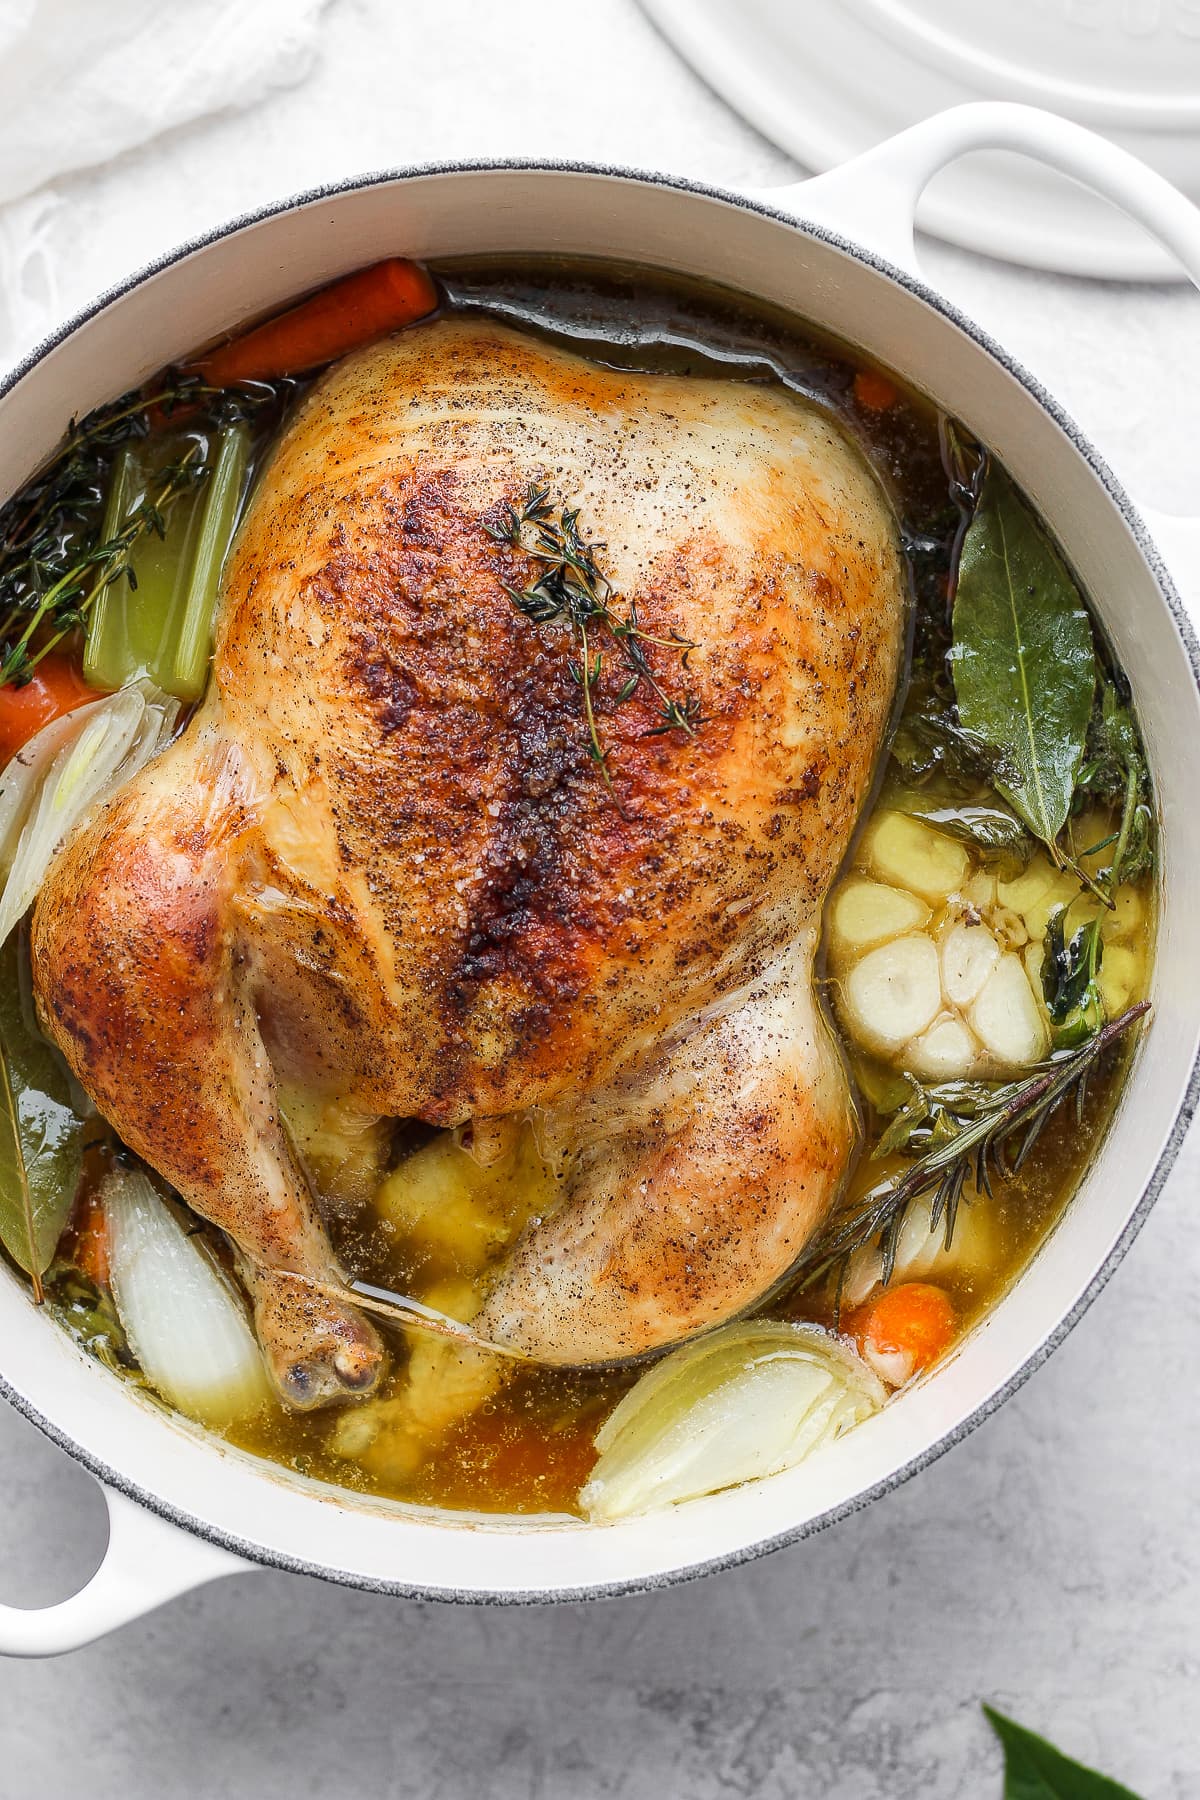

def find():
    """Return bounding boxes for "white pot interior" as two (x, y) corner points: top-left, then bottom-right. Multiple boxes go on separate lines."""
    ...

(1, 169), (1196, 1599)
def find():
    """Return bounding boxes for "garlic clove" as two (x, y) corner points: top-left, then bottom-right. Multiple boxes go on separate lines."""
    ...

(1021, 877), (1088, 949)
(863, 812), (969, 906)
(1102, 884), (1145, 944)
(842, 1190), (998, 1309)
(859, 1342), (915, 1387)
(940, 919), (1002, 1007)
(970, 954), (1049, 1067)
(1099, 942), (1139, 1015)
(997, 857), (1056, 913)
(829, 877), (931, 963)
(963, 867), (998, 909)
(905, 1012), (981, 1079)
(842, 933), (942, 1055)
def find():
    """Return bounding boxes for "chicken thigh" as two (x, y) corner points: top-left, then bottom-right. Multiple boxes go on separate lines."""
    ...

(32, 317), (906, 1404)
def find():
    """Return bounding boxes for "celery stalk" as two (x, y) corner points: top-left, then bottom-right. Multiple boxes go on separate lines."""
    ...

(169, 423), (249, 702)
(83, 446), (136, 690)
(85, 446), (201, 692)
(82, 424), (248, 703)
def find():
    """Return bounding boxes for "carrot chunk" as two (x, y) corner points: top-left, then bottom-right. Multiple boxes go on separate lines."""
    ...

(191, 258), (438, 387)
(846, 1281), (956, 1385)
(853, 367), (899, 412)
(0, 652), (99, 767)
(69, 1187), (110, 1290)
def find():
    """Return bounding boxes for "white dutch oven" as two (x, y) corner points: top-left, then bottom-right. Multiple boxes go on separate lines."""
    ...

(1, 103), (1199, 1655)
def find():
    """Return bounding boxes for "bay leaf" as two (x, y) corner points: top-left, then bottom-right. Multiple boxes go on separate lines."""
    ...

(950, 465), (1095, 849)
(0, 934), (85, 1297)
(984, 1705), (1143, 1799)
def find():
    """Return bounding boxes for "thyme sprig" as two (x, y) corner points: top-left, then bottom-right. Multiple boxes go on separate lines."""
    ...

(485, 484), (705, 794)
(797, 1000), (1150, 1298)
(0, 448), (206, 685)
(0, 375), (279, 689)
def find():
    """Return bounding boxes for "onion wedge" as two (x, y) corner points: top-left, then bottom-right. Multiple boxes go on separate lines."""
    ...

(580, 1322), (884, 1522)
(0, 679), (179, 943)
(105, 1168), (270, 1428)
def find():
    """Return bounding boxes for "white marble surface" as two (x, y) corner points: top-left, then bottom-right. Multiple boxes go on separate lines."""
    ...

(1, 2), (1198, 1794)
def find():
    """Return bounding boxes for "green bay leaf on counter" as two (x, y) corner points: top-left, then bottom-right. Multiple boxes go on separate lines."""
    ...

(984, 1705), (1144, 1799)
(0, 934), (85, 1298)
(950, 464), (1095, 850)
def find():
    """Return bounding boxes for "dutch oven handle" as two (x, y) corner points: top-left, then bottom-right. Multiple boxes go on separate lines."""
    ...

(0, 1484), (254, 1657)
(746, 100), (1200, 616)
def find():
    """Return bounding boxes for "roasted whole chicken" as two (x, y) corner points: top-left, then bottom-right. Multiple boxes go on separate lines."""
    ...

(32, 318), (906, 1407)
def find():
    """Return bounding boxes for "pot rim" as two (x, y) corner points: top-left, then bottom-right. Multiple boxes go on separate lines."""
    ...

(1, 155), (1197, 1606)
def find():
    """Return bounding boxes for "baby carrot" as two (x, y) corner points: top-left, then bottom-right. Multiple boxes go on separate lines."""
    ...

(846, 1281), (956, 1385)
(853, 367), (899, 412)
(0, 652), (99, 767)
(70, 1187), (110, 1290)
(191, 258), (438, 387)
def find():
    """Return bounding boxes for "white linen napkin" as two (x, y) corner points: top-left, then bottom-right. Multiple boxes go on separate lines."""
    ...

(0, 0), (330, 366)
(0, 0), (329, 205)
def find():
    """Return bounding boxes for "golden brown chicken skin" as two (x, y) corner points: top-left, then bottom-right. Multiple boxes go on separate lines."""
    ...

(31, 317), (906, 1403)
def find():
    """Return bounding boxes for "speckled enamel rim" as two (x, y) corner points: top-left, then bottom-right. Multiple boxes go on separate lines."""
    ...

(1, 158), (1197, 1607)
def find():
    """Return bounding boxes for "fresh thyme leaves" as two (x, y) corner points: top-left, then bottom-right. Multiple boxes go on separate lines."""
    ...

(0, 450), (205, 686)
(869, 1072), (986, 1162)
(647, 694), (708, 737)
(0, 376), (281, 691)
(797, 1001), (1149, 1295)
(485, 483), (705, 792)
(890, 702), (1014, 793)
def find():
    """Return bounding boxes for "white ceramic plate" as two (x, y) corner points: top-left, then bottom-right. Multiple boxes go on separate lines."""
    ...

(639, 0), (1200, 279)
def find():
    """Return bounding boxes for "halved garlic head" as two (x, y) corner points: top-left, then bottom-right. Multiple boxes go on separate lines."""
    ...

(827, 810), (1147, 1082)
(834, 902), (1045, 1081)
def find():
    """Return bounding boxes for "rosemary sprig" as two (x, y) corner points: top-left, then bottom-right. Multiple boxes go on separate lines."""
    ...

(485, 484), (705, 793)
(798, 1000), (1150, 1297)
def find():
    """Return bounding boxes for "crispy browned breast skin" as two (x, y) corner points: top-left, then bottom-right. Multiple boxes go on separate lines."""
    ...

(31, 318), (906, 1396)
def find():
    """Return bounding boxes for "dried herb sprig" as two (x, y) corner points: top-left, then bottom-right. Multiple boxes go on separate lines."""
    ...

(485, 484), (705, 793)
(797, 1000), (1150, 1297)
